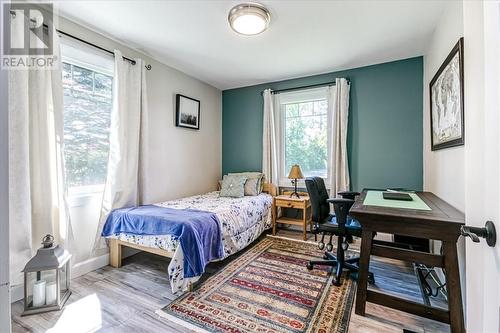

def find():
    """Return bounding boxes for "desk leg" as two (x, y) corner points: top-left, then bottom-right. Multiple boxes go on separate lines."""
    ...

(355, 229), (374, 316)
(302, 205), (307, 241)
(442, 241), (465, 333)
(272, 200), (277, 236)
(308, 208), (316, 242)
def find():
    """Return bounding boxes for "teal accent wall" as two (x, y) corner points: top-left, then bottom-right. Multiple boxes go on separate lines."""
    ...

(222, 57), (423, 191)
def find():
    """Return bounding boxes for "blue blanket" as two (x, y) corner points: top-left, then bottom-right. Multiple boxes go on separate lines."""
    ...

(102, 205), (224, 278)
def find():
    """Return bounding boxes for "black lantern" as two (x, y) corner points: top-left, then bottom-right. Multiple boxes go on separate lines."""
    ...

(22, 235), (71, 316)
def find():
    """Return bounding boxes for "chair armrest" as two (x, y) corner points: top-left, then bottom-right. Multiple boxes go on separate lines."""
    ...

(337, 191), (360, 199)
(327, 198), (355, 205)
(327, 198), (355, 230)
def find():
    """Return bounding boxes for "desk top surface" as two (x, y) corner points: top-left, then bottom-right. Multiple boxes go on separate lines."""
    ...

(350, 190), (465, 225)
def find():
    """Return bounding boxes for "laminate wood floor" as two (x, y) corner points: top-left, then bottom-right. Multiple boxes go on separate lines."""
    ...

(11, 229), (450, 333)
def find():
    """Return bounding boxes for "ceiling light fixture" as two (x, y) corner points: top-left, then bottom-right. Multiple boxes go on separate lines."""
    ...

(228, 3), (271, 36)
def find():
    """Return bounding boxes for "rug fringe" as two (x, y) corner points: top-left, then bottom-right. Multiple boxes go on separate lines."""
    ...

(266, 234), (318, 246)
(155, 309), (212, 333)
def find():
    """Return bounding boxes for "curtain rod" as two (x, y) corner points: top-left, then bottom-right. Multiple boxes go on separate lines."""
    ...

(262, 79), (350, 95)
(57, 29), (152, 71)
(9, 10), (152, 70)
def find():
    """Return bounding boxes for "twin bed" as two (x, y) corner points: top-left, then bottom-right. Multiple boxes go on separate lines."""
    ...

(104, 183), (277, 293)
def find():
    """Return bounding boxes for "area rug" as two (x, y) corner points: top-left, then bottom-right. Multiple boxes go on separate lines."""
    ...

(156, 236), (355, 333)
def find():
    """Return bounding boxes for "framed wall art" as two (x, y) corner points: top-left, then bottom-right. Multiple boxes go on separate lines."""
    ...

(176, 94), (200, 130)
(429, 37), (464, 151)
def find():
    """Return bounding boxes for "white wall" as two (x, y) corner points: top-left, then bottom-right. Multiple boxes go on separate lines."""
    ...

(9, 14), (221, 301)
(58, 16), (222, 265)
(422, 0), (466, 308)
(423, 1), (464, 210)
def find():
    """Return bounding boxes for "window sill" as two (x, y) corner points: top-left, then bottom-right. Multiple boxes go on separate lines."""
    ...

(68, 185), (104, 208)
(279, 178), (331, 190)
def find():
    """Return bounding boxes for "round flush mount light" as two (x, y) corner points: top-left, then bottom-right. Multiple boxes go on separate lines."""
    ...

(228, 3), (271, 35)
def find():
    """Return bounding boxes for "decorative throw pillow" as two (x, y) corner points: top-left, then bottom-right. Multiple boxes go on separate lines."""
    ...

(229, 172), (264, 196)
(219, 175), (247, 198)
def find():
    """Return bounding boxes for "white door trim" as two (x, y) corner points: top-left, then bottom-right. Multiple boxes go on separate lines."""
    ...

(464, 1), (500, 331)
(0, 29), (12, 333)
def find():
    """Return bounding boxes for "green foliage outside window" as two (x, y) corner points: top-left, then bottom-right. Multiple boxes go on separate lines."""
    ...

(284, 100), (328, 178)
(62, 62), (112, 188)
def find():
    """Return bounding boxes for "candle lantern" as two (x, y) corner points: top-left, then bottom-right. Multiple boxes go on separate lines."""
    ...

(22, 234), (71, 316)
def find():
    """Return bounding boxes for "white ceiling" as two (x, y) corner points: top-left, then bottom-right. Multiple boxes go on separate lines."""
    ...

(57, 0), (447, 90)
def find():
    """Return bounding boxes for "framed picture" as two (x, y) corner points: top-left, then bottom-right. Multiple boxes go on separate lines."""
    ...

(176, 94), (200, 130)
(430, 37), (464, 151)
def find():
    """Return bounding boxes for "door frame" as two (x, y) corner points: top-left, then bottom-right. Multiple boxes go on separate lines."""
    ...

(0, 38), (11, 333)
(464, 1), (500, 331)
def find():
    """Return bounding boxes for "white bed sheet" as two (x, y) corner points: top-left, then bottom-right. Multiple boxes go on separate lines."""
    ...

(106, 191), (273, 293)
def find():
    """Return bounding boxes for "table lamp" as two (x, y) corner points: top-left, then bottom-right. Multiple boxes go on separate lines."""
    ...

(288, 164), (304, 198)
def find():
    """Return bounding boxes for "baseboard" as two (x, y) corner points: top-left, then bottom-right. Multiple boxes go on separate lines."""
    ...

(11, 248), (141, 303)
(71, 253), (110, 279)
(72, 248), (139, 278)
(0, 282), (11, 332)
(10, 284), (23, 304)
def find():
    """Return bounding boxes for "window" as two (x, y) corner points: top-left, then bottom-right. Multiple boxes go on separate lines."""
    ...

(277, 88), (331, 186)
(61, 39), (114, 197)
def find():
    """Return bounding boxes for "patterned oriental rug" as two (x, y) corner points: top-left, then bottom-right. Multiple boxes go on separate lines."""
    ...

(157, 236), (355, 333)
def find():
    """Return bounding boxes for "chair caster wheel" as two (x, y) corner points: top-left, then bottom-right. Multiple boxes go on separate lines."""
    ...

(306, 262), (314, 270)
(326, 243), (333, 252)
(323, 254), (329, 260)
(368, 273), (375, 284)
(318, 242), (325, 250)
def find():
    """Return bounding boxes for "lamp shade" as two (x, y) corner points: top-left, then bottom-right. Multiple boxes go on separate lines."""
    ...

(288, 165), (304, 179)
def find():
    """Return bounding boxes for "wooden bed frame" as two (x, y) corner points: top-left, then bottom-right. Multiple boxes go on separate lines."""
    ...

(109, 182), (277, 269)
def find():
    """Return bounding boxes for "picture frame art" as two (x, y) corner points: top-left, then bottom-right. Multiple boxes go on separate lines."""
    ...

(429, 37), (464, 151)
(176, 94), (200, 130)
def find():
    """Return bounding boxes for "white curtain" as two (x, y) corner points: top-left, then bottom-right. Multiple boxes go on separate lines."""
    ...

(94, 50), (148, 250)
(328, 78), (351, 197)
(262, 89), (279, 185)
(8, 25), (71, 284)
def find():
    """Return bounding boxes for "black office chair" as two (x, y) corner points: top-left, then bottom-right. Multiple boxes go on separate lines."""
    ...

(305, 177), (374, 285)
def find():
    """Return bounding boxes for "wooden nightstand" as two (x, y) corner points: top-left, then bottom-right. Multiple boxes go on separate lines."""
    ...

(273, 194), (312, 241)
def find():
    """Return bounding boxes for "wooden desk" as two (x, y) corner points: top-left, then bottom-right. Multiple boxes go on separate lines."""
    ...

(349, 190), (465, 333)
(273, 195), (311, 241)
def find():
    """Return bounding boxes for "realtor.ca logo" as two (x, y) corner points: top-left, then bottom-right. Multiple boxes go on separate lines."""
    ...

(2, 3), (56, 69)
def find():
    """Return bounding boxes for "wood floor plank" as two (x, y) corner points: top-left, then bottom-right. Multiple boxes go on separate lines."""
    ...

(11, 229), (450, 333)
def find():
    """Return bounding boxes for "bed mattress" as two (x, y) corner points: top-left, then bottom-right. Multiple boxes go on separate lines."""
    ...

(106, 191), (273, 292)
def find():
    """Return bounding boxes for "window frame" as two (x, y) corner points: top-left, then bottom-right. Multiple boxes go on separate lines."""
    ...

(276, 87), (332, 188)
